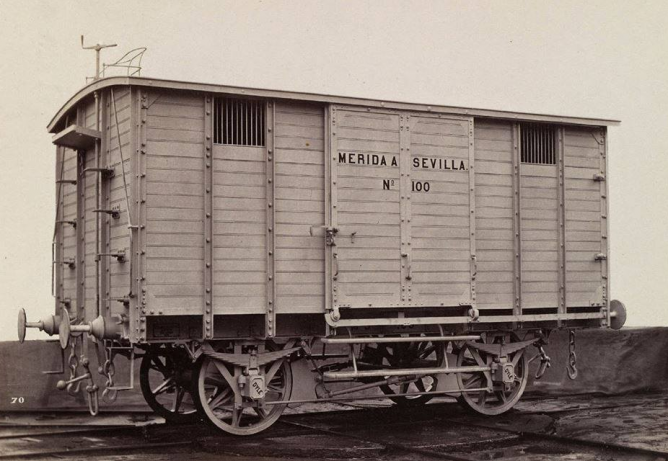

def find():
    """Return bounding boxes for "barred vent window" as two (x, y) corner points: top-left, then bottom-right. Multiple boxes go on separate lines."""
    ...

(214, 98), (265, 146)
(520, 123), (556, 165)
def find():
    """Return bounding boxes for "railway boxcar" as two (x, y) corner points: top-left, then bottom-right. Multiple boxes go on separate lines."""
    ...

(18, 77), (627, 435)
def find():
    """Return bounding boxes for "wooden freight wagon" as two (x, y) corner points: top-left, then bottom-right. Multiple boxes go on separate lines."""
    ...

(18, 77), (626, 435)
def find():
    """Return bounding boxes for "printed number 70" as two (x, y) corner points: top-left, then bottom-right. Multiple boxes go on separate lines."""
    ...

(11, 397), (25, 404)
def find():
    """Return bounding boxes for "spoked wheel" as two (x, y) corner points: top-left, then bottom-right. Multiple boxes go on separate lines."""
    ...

(361, 341), (445, 406)
(139, 347), (199, 423)
(456, 332), (528, 415)
(195, 348), (293, 436)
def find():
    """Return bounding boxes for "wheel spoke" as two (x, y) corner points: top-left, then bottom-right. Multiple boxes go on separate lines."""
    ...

(151, 377), (175, 396)
(151, 356), (169, 376)
(464, 375), (483, 389)
(418, 344), (436, 359)
(265, 359), (284, 384)
(172, 387), (185, 412)
(266, 383), (284, 393)
(415, 379), (427, 393)
(209, 388), (233, 410)
(232, 407), (243, 428)
(204, 375), (228, 387)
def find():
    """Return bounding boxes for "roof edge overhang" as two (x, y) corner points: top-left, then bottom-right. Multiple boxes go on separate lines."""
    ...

(48, 76), (621, 133)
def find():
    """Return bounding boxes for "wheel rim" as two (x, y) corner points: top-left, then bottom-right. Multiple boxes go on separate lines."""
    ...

(361, 341), (444, 406)
(140, 350), (198, 422)
(196, 354), (292, 435)
(456, 332), (528, 415)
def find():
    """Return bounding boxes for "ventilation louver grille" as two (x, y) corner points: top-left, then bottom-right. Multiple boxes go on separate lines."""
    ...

(214, 98), (265, 146)
(520, 123), (556, 165)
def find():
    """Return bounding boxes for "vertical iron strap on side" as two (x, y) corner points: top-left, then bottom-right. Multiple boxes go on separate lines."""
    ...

(399, 114), (411, 302)
(55, 146), (64, 308)
(128, 87), (139, 339)
(323, 105), (333, 328)
(329, 106), (339, 310)
(602, 129), (611, 326)
(136, 89), (149, 343)
(204, 96), (214, 339)
(468, 118), (476, 307)
(94, 91), (103, 320)
(265, 101), (276, 337)
(76, 149), (86, 321)
(557, 127), (567, 322)
(101, 91), (111, 319)
(598, 129), (609, 317)
(512, 123), (522, 316)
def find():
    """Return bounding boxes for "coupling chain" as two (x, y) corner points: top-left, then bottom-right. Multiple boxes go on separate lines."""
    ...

(81, 357), (99, 416)
(101, 343), (119, 402)
(67, 336), (81, 395)
(567, 329), (578, 380)
(529, 344), (551, 380)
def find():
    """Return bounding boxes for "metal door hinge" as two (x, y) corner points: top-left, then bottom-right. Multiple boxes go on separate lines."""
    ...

(93, 208), (120, 219)
(83, 167), (114, 177)
(594, 253), (607, 261)
(98, 250), (126, 263)
(60, 258), (76, 269)
(593, 173), (605, 182)
(56, 220), (77, 228)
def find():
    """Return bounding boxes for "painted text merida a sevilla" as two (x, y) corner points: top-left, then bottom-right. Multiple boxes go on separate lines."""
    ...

(337, 152), (467, 171)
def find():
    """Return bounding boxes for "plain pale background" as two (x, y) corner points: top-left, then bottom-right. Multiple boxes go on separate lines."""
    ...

(0, 1), (666, 341)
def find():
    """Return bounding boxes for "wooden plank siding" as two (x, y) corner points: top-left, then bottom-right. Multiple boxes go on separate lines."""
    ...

(50, 82), (618, 340)
(83, 149), (98, 320)
(212, 144), (267, 314)
(58, 147), (79, 314)
(410, 116), (472, 306)
(274, 102), (326, 313)
(333, 109), (402, 307)
(563, 126), (606, 307)
(106, 88), (133, 315)
(520, 163), (559, 308)
(144, 92), (205, 315)
(473, 121), (515, 309)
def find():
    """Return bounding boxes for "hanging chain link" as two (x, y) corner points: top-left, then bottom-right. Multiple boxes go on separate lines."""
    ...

(66, 336), (81, 395)
(80, 357), (99, 416)
(528, 341), (552, 380)
(567, 330), (578, 380)
(101, 342), (119, 402)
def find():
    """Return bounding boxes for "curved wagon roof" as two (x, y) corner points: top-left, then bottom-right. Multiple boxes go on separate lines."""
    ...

(48, 76), (620, 133)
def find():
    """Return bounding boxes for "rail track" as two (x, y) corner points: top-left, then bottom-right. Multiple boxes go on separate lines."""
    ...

(279, 403), (668, 461)
(0, 397), (665, 460)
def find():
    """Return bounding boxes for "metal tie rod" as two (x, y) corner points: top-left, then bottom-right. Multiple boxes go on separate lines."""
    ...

(323, 365), (491, 380)
(321, 334), (480, 345)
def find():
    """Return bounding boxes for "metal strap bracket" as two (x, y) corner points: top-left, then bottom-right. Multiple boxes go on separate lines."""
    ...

(56, 220), (77, 228)
(93, 208), (120, 219)
(97, 249), (126, 263)
(83, 167), (114, 177)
